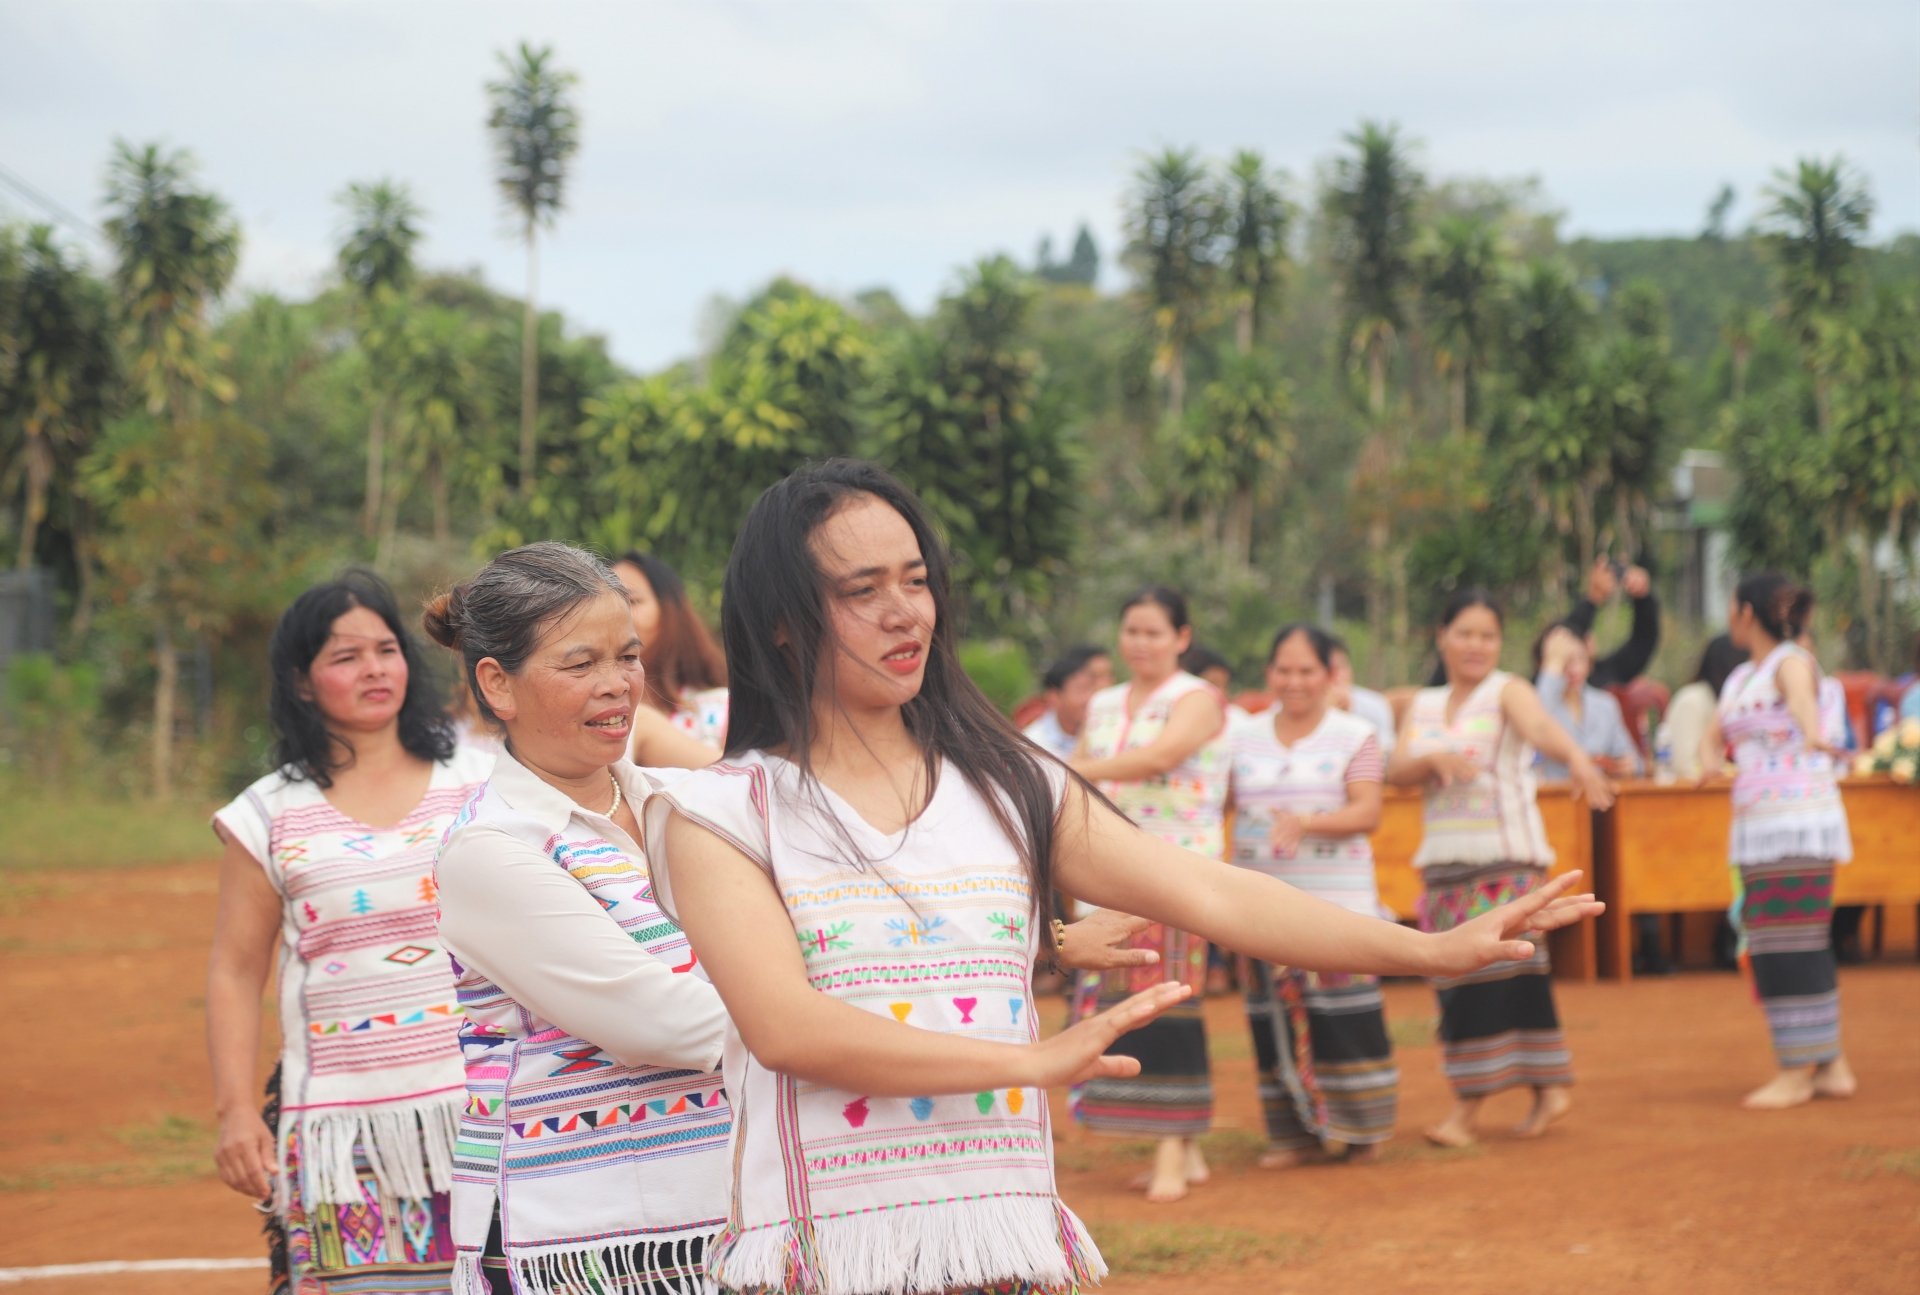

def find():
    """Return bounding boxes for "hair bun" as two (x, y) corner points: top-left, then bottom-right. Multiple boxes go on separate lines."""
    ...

(421, 587), (463, 649)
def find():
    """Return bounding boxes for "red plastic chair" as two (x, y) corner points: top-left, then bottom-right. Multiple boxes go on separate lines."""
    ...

(1835, 672), (1882, 748)
(1010, 695), (1049, 729)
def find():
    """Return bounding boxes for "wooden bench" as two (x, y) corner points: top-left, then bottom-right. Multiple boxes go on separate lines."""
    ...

(1593, 775), (1920, 981)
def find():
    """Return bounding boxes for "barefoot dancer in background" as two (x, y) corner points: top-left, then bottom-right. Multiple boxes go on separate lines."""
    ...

(1702, 572), (1857, 1110)
(1387, 589), (1614, 1149)
(208, 572), (492, 1295)
(1069, 586), (1230, 1204)
(647, 460), (1604, 1295)
(1227, 624), (1398, 1170)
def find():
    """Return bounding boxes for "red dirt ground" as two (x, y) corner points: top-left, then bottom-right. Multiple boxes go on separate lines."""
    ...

(2, 859), (1916, 1294)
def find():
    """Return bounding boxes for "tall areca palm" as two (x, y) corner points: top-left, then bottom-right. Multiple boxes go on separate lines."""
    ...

(1760, 157), (1872, 434)
(337, 179), (423, 537)
(100, 140), (239, 797)
(1414, 215), (1504, 438)
(103, 141), (239, 419)
(387, 306), (494, 553)
(1720, 304), (1768, 403)
(1222, 151), (1290, 355)
(1323, 121), (1422, 681)
(1324, 122), (1422, 419)
(1123, 147), (1221, 419)
(486, 42), (580, 497)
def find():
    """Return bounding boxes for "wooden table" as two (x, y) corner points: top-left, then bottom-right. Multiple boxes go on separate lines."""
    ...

(1369, 785), (1598, 982)
(1596, 775), (1920, 981)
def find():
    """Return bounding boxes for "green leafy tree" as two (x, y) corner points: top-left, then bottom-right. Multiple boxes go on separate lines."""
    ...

(1176, 352), (1294, 565)
(1221, 151), (1290, 354)
(0, 225), (116, 573)
(869, 257), (1078, 633)
(1720, 303), (1769, 404)
(1123, 147), (1221, 419)
(99, 141), (240, 796)
(1594, 280), (1679, 556)
(1322, 121), (1422, 680)
(386, 305), (497, 551)
(486, 42), (580, 497)
(1414, 215), (1505, 438)
(336, 179), (424, 537)
(1823, 286), (1920, 668)
(1760, 157), (1872, 434)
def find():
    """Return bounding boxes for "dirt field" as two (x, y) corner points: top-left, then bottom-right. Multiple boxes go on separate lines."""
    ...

(2, 857), (1916, 1294)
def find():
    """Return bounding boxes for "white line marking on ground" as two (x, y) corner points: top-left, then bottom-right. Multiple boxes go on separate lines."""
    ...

(0, 1259), (266, 1284)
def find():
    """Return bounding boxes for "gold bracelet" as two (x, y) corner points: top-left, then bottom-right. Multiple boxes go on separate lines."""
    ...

(1051, 917), (1069, 954)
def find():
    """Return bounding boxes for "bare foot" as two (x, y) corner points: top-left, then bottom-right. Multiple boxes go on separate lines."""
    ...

(1256, 1145), (1322, 1170)
(1425, 1099), (1481, 1148)
(1143, 1139), (1189, 1203)
(1128, 1139), (1210, 1188)
(1184, 1140), (1210, 1185)
(1742, 1070), (1816, 1110)
(1424, 1118), (1476, 1148)
(1340, 1142), (1383, 1165)
(1813, 1057), (1858, 1100)
(1513, 1086), (1573, 1138)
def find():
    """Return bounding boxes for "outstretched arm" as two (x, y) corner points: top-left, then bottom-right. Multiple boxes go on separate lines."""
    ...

(1501, 677), (1615, 809)
(1052, 780), (1600, 979)
(660, 810), (1190, 1097)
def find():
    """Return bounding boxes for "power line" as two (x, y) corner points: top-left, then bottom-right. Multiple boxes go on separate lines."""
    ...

(0, 160), (107, 245)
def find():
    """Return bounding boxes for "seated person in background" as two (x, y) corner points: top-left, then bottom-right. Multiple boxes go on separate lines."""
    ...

(1327, 636), (1397, 758)
(1022, 644), (1113, 761)
(1902, 632), (1920, 722)
(1533, 625), (1641, 781)
(1660, 634), (1748, 779)
(1563, 557), (1662, 688)
(1180, 643), (1234, 696)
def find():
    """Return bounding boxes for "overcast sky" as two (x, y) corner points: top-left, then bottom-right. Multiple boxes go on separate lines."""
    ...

(3, 0), (1915, 370)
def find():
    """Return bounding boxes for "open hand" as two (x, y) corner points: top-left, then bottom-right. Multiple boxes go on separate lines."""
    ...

(1054, 909), (1161, 973)
(1569, 756), (1616, 810)
(214, 1109), (277, 1199)
(1032, 981), (1193, 1087)
(1586, 560), (1619, 605)
(1427, 870), (1604, 979)
(1268, 811), (1307, 857)
(1622, 565), (1651, 599)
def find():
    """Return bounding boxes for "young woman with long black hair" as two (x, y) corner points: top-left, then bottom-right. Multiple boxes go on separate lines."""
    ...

(645, 460), (1603, 1295)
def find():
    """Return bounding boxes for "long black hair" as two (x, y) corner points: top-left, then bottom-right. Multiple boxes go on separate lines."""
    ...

(722, 458), (1090, 930)
(268, 571), (454, 788)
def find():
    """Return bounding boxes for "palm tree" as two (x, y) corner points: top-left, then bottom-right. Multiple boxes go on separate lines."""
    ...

(337, 179), (424, 537)
(486, 42), (580, 497)
(1760, 157), (1872, 434)
(1414, 215), (1505, 438)
(386, 306), (494, 554)
(1123, 147), (1221, 419)
(1720, 304), (1768, 403)
(1322, 121), (1422, 681)
(3, 226), (115, 571)
(100, 140), (239, 798)
(1324, 122), (1422, 419)
(103, 142), (239, 419)
(1183, 352), (1294, 564)
(1221, 151), (1290, 355)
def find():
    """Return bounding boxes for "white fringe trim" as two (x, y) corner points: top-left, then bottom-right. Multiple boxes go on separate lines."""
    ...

(1730, 819), (1853, 867)
(293, 1093), (463, 1206)
(1413, 839), (1552, 869)
(709, 1193), (1105, 1295)
(454, 1229), (714, 1295)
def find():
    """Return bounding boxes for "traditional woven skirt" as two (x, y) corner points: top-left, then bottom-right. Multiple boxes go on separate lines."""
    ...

(1072, 921), (1213, 1136)
(1244, 962), (1397, 1151)
(1734, 857), (1842, 1068)
(1418, 863), (1571, 1099)
(263, 1066), (456, 1295)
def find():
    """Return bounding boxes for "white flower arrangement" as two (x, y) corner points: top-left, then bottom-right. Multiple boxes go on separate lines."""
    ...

(1853, 718), (1920, 785)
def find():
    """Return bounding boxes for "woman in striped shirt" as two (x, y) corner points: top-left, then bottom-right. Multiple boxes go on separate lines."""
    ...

(1227, 624), (1398, 1168)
